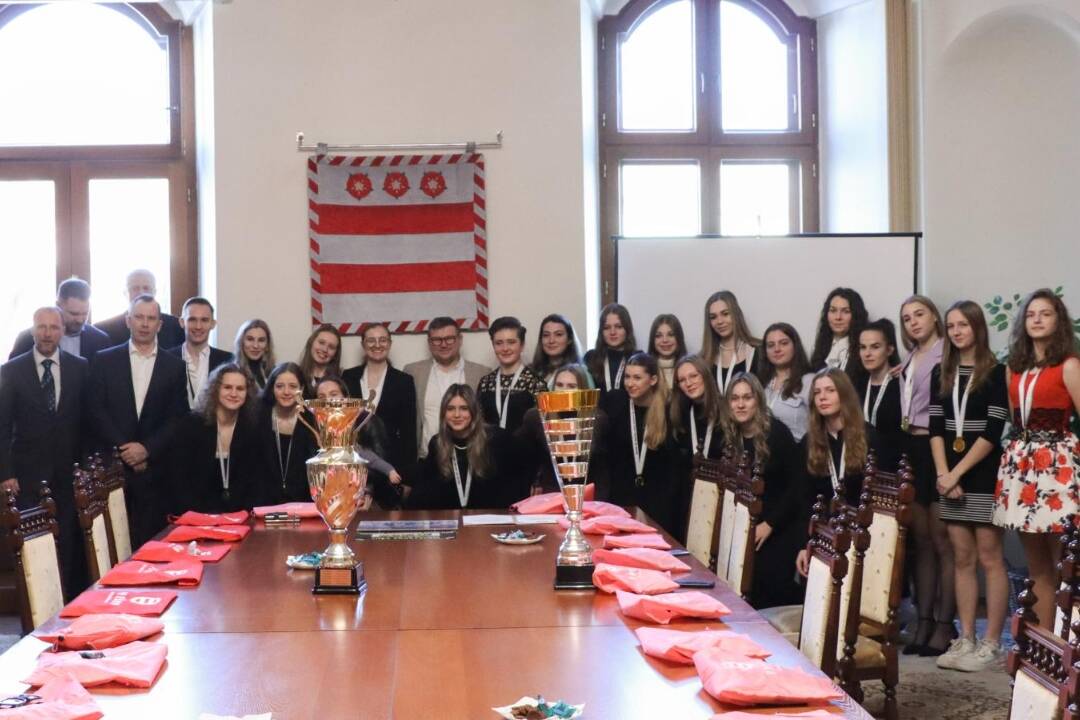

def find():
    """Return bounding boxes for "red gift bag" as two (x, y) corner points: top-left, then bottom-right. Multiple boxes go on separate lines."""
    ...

(132, 540), (232, 564)
(615, 590), (731, 624)
(98, 559), (204, 587)
(693, 649), (843, 706)
(710, 711), (837, 720)
(252, 502), (320, 518)
(593, 547), (691, 573)
(60, 590), (178, 618)
(592, 563), (679, 595)
(602, 533), (671, 550)
(171, 510), (249, 526)
(24, 641), (168, 689)
(635, 627), (770, 664)
(163, 524), (251, 543)
(558, 515), (655, 535)
(36, 614), (164, 650)
(581, 501), (631, 519)
(0, 674), (103, 719)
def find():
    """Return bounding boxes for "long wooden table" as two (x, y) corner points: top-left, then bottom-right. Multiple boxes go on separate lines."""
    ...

(0, 510), (873, 719)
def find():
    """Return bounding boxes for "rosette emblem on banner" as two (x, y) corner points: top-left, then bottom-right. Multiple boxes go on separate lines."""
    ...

(307, 153), (489, 334)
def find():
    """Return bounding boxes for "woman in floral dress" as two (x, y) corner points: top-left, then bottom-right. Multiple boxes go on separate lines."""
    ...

(993, 289), (1080, 629)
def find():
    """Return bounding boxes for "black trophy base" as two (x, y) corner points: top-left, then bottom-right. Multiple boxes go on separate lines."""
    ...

(554, 563), (596, 590)
(313, 562), (367, 595)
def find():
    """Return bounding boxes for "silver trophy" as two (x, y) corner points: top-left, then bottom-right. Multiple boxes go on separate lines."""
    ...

(537, 389), (599, 589)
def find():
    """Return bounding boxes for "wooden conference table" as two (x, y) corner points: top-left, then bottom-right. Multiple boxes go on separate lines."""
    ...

(0, 510), (873, 719)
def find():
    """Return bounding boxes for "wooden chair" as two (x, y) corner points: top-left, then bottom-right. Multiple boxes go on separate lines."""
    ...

(0, 482), (65, 633)
(714, 449), (744, 584)
(684, 452), (726, 570)
(99, 449), (132, 563)
(73, 462), (113, 583)
(723, 457), (765, 600)
(1055, 517), (1080, 641)
(1007, 578), (1078, 720)
(839, 452), (916, 720)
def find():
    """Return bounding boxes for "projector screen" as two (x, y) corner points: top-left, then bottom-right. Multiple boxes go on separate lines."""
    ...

(615, 234), (920, 353)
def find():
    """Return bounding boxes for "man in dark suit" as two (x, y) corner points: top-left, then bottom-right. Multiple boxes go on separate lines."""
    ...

(165, 297), (233, 409)
(87, 295), (188, 547)
(9, 277), (111, 362)
(0, 306), (89, 596)
(343, 324), (417, 486)
(93, 269), (184, 348)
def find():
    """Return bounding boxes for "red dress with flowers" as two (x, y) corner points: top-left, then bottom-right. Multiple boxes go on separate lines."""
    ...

(993, 364), (1079, 532)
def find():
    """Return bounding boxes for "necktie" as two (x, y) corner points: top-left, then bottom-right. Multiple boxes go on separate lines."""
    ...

(41, 358), (56, 413)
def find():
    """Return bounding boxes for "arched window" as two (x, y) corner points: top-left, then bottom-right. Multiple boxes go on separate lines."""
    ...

(599, 0), (818, 300)
(0, 2), (193, 354)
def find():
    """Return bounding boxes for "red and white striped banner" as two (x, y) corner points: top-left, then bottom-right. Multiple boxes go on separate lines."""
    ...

(308, 153), (488, 334)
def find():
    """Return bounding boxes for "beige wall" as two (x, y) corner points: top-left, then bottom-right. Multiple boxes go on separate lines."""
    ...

(198, 0), (600, 369)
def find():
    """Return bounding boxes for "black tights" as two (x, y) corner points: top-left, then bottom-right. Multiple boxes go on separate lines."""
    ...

(909, 501), (957, 649)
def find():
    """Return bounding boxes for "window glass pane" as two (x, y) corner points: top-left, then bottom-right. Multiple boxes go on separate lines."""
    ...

(90, 179), (171, 319)
(0, 4), (170, 146)
(0, 181), (56, 355)
(619, 0), (695, 132)
(720, 1), (790, 131)
(621, 162), (701, 236)
(720, 162), (791, 235)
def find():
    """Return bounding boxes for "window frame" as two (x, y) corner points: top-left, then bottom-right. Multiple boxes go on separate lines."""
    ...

(0, 2), (196, 315)
(598, 0), (818, 302)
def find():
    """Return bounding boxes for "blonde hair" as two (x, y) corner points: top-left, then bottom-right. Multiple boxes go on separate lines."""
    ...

(626, 352), (669, 449)
(806, 368), (867, 477)
(721, 373), (771, 465)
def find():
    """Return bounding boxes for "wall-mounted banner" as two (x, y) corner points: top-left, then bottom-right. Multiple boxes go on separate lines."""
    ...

(307, 153), (489, 334)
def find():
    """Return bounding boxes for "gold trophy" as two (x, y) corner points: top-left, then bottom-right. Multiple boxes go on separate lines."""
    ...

(537, 389), (600, 590)
(301, 396), (375, 594)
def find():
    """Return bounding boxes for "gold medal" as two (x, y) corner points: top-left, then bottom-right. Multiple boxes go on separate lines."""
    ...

(952, 437), (966, 453)
(635, 474), (645, 487)
(901, 417), (910, 432)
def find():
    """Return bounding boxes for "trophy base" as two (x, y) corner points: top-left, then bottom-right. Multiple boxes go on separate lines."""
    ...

(553, 563), (595, 590)
(313, 562), (367, 595)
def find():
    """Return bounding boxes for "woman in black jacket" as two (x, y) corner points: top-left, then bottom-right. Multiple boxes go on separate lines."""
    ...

(256, 362), (319, 504)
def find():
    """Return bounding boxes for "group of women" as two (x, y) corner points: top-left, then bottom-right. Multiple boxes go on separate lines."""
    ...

(167, 286), (1080, 675)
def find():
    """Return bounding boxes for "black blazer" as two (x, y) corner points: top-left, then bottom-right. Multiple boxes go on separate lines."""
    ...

(0, 350), (87, 489)
(86, 344), (188, 461)
(94, 312), (185, 349)
(168, 411), (263, 514)
(9, 325), (111, 363)
(410, 429), (519, 510)
(253, 404), (319, 504)
(342, 364), (418, 482)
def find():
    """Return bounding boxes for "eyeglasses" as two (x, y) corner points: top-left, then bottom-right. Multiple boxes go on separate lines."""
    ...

(428, 336), (458, 346)
(0, 694), (41, 709)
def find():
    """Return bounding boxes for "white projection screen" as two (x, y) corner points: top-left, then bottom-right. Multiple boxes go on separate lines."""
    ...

(615, 234), (920, 352)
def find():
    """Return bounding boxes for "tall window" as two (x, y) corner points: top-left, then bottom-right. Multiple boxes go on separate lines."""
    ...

(0, 2), (195, 353)
(599, 0), (818, 302)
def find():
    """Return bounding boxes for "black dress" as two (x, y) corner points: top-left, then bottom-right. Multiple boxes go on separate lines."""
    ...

(606, 396), (684, 540)
(341, 364), (418, 484)
(517, 406), (611, 499)
(255, 405), (319, 504)
(409, 428), (518, 509)
(798, 426), (874, 525)
(857, 376), (904, 472)
(743, 421), (804, 609)
(583, 349), (630, 396)
(929, 363), (1008, 523)
(168, 411), (262, 513)
(476, 366), (547, 433)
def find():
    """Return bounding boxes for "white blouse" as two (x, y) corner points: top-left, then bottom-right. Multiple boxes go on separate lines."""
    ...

(766, 372), (815, 441)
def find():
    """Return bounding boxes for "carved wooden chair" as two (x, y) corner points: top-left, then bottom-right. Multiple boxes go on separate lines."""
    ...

(1055, 516), (1080, 641)
(1007, 578), (1078, 720)
(724, 457), (765, 600)
(99, 449), (132, 563)
(0, 482), (65, 633)
(714, 448), (745, 584)
(73, 462), (113, 583)
(684, 452), (726, 570)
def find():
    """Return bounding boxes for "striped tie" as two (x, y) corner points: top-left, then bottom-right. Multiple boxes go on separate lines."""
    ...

(41, 358), (56, 414)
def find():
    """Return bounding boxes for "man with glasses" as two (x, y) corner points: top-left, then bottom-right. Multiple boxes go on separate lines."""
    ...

(343, 324), (417, 487)
(403, 317), (490, 457)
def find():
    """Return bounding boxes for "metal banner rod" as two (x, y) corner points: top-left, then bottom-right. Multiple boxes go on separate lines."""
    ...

(296, 131), (502, 154)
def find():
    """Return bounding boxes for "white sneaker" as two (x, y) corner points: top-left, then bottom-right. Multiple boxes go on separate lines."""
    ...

(952, 639), (1004, 672)
(936, 637), (976, 670)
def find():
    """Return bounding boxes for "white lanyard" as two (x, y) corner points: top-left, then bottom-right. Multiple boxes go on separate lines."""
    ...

(272, 412), (294, 491)
(690, 407), (714, 457)
(360, 364), (387, 409)
(863, 374), (892, 427)
(629, 399), (648, 481)
(901, 352), (919, 424)
(605, 356), (625, 392)
(1018, 368), (1042, 430)
(494, 365), (524, 429)
(952, 369), (973, 444)
(217, 423), (233, 491)
(451, 448), (473, 507)
(826, 437), (846, 497)
(716, 343), (753, 394)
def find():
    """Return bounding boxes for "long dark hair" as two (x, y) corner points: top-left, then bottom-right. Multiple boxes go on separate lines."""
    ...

(435, 384), (491, 479)
(940, 301), (997, 395)
(260, 362), (307, 409)
(806, 368), (867, 476)
(531, 313), (582, 378)
(647, 313), (687, 360)
(1007, 289), (1079, 372)
(852, 318), (902, 387)
(721, 373), (771, 465)
(298, 324), (342, 384)
(809, 287), (868, 369)
(233, 319), (276, 387)
(587, 303), (637, 381)
(757, 322), (812, 400)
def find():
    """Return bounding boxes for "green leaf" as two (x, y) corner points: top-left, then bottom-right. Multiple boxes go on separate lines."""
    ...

(993, 313), (1007, 323)
(1056, 285), (1064, 293)
(1013, 294), (1021, 301)
(996, 323), (1008, 332)
(1002, 302), (1011, 311)
(993, 295), (1003, 304)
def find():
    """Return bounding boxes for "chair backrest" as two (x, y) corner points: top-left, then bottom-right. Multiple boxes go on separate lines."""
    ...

(74, 462), (112, 582)
(101, 449), (132, 563)
(798, 494), (852, 678)
(1055, 518), (1080, 641)
(725, 457), (764, 599)
(713, 448), (742, 583)
(685, 454), (724, 570)
(0, 483), (64, 633)
(1007, 579), (1077, 720)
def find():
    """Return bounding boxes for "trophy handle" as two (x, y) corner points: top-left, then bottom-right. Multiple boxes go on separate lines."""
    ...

(348, 390), (378, 446)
